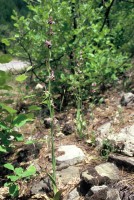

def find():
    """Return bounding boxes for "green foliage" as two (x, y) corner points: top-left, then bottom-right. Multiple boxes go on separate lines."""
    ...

(0, 70), (37, 198)
(4, 164), (36, 197)
(0, 53), (12, 63)
(7, 0), (131, 105)
(100, 139), (115, 159)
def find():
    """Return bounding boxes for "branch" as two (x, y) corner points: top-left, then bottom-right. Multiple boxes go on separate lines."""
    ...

(100, 0), (115, 32)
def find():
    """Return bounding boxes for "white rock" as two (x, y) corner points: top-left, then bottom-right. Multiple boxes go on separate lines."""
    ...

(56, 145), (85, 165)
(107, 189), (121, 200)
(35, 83), (44, 90)
(120, 92), (134, 106)
(95, 162), (120, 181)
(56, 166), (80, 185)
(67, 188), (80, 200)
(91, 185), (108, 194)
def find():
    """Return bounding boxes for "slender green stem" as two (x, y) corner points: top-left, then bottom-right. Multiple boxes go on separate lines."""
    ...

(47, 49), (57, 194)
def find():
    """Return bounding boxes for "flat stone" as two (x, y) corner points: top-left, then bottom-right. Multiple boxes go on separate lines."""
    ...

(108, 154), (134, 171)
(109, 124), (134, 156)
(95, 162), (120, 181)
(96, 122), (112, 146)
(56, 145), (85, 165)
(31, 177), (52, 195)
(67, 188), (80, 200)
(91, 185), (108, 194)
(97, 123), (134, 157)
(106, 189), (121, 200)
(56, 166), (80, 185)
(81, 170), (94, 183)
(97, 122), (112, 135)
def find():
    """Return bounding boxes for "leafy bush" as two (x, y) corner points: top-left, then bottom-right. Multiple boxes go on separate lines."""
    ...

(0, 70), (36, 198)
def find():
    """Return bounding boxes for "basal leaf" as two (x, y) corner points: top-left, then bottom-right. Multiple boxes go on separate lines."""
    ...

(13, 114), (32, 128)
(4, 163), (14, 171)
(0, 103), (16, 114)
(9, 184), (19, 197)
(22, 165), (36, 178)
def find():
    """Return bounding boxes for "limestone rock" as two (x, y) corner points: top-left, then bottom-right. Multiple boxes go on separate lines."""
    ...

(67, 188), (80, 200)
(97, 123), (134, 157)
(31, 177), (52, 195)
(95, 162), (120, 181)
(81, 162), (119, 187)
(108, 154), (134, 171)
(56, 145), (85, 165)
(120, 92), (134, 106)
(90, 185), (108, 194)
(106, 189), (121, 200)
(56, 166), (80, 185)
(96, 122), (112, 146)
(111, 124), (134, 157)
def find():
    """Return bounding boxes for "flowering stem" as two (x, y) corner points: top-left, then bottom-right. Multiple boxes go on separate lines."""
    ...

(47, 49), (57, 194)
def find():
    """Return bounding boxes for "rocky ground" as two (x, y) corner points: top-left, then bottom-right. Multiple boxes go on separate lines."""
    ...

(0, 62), (134, 200)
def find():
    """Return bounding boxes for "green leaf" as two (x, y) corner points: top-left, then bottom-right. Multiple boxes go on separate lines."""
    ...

(1, 38), (10, 46)
(7, 175), (19, 182)
(13, 114), (32, 128)
(15, 167), (24, 176)
(16, 74), (27, 82)
(4, 163), (14, 171)
(28, 105), (41, 111)
(0, 103), (16, 114)
(26, 66), (33, 71)
(25, 140), (35, 145)
(0, 122), (9, 130)
(0, 145), (7, 153)
(9, 184), (19, 197)
(22, 165), (36, 178)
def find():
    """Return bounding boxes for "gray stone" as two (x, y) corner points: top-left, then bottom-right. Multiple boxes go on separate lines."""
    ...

(56, 166), (80, 185)
(81, 170), (94, 183)
(106, 189), (121, 200)
(96, 122), (112, 146)
(67, 188), (80, 200)
(120, 92), (134, 106)
(81, 163), (119, 188)
(108, 154), (134, 171)
(95, 162), (120, 181)
(91, 185), (108, 194)
(56, 145), (85, 165)
(97, 123), (134, 157)
(31, 177), (52, 195)
(109, 124), (134, 156)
